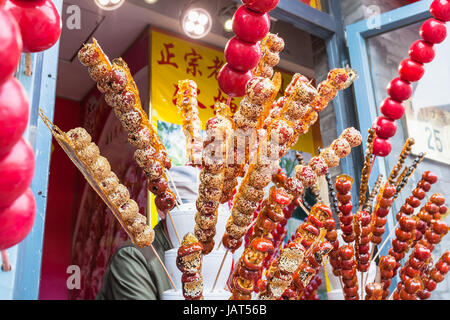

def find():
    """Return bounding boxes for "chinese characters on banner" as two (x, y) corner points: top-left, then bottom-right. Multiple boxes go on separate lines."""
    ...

(150, 28), (321, 156)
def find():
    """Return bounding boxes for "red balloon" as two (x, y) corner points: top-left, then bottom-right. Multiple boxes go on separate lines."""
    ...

(409, 40), (435, 64)
(0, 77), (29, 159)
(420, 18), (448, 44)
(0, 188), (36, 250)
(225, 36), (261, 72)
(372, 137), (392, 157)
(241, 0), (279, 13)
(0, 7), (22, 85)
(373, 116), (397, 139)
(0, 138), (35, 209)
(6, 0), (61, 52)
(387, 78), (412, 102)
(380, 98), (405, 120)
(398, 59), (425, 82)
(233, 6), (270, 43)
(218, 63), (252, 97)
(430, 0), (450, 22)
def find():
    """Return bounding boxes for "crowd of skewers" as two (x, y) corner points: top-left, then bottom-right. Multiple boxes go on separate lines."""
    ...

(67, 0), (450, 301)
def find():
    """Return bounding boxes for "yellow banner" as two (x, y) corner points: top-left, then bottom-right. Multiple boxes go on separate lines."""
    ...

(150, 28), (320, 155)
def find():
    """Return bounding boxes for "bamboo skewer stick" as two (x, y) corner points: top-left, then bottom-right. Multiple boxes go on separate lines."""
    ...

(363, 246), (374, 288)
(363, 175), (383, 213)
(360, 271), (364, 300)
(168, 212), (181, 246)
(24, 53), (32, 76)
(1, 250), (11, 272)
(359, 129), (376, 206)
(166, 170), (183, 206)
(150, 244), (177, 291)
(211, 250), (229, 292)
(394, 153), (426, 200)
(388, 138), (414, 185)
(369, 225), (397, 266)
(161, 171), (182, 245)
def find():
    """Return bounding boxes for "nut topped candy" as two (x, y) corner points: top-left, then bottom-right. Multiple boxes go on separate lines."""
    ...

(246, 77), (277, 105)
(88, 62), (110, 82)
(100, 172), (120, 194)
(295, 165), (317, 188)
(120, 110), (142, 133)
(341, 127), (363, 148)
(77, 142), (100, 165)
(320, 148), (340, 168)
(309, 156), (329, 176)
(91, 156), (112, 181)
(78, 44), (100, 67)
(67, 128), (92, 151)
(331, 138), (352, 158)
(109, 184), (131, 207)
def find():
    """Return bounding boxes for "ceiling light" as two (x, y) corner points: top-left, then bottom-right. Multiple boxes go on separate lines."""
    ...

(224, 18), (233, 32)
(144, 0), (158, 3)
(182, 8), (212, 39)
(94, 0), (125, 11)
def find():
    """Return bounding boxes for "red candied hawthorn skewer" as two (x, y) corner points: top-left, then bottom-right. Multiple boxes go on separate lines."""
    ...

(378, 255), (397, 299)
(370, 183), (397, 246)
(416, 219), (448, 253)
(417, 251), (450, 300)
(335, 175), (355, 244)
(414, 194), (447, 248)
(339, 245), (359, 300)
(354, 210), (372, 273)
(230, 237), (274, 300)
(388, 215), (417, 271)
(176, 233), (204, 300)
(396, 171), (438, 222)
(365, 282), (383, 300)
(283, 205), (336, 300)
(219, 0), (278, 97)
(254, 33), (285, 79)
(372, 0), (450, 157)
(393, 244), (431, 300)
(299, 274), (322, 300)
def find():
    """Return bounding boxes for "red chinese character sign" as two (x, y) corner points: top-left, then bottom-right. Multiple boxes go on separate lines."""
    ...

(151, 28), (246, 127)
(150, 28), (319, 166)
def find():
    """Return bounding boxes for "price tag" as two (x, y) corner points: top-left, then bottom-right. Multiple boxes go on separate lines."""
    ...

(405, 103), (450, 165)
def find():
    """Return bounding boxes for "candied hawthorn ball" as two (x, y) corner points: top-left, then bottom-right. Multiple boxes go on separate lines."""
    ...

(372, 137), (392, 157)
(409, 40), (435, 64)
(331, 138), (351, 159)
(387, 78), (412, 102)
(341, 127), (362, 148)
(398, 59), (425, 82)
(430, 0), (450, 22)
(420, 18), (448, 44)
